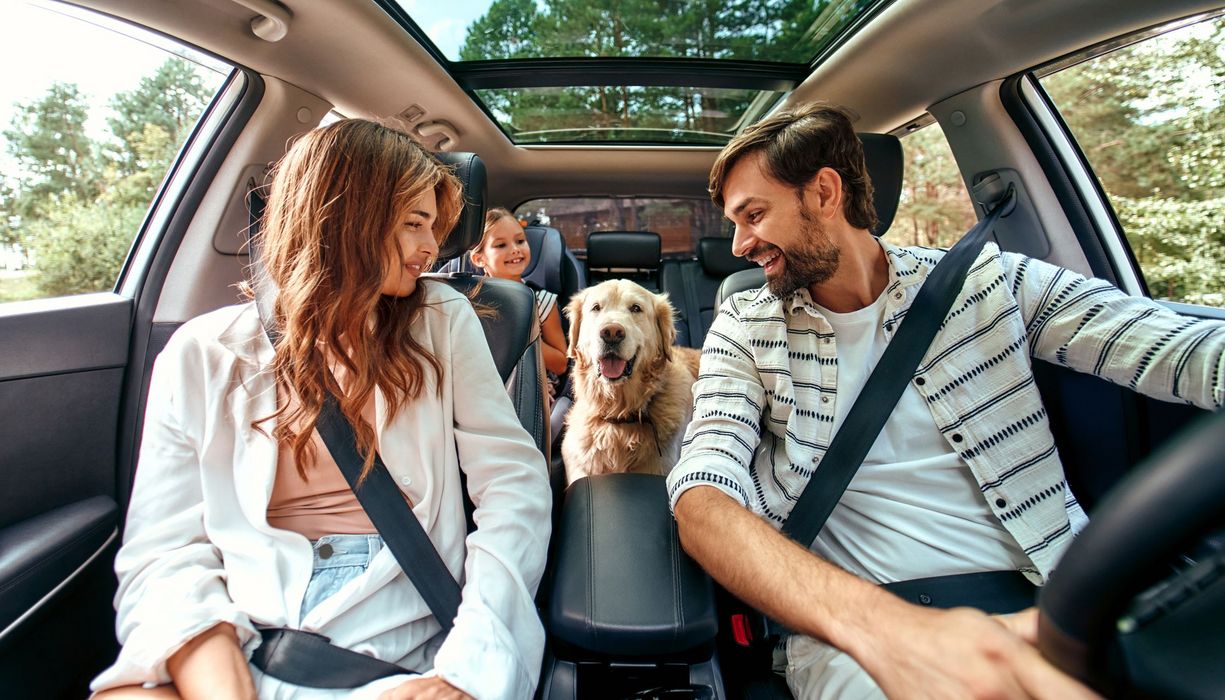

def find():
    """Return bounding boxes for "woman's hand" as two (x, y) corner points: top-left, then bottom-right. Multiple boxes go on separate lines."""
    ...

(379, 676), (474, 700)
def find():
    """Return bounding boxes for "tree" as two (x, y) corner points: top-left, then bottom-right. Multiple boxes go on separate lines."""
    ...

(3, 82), (100, 222)
(107, 58), (213, 178)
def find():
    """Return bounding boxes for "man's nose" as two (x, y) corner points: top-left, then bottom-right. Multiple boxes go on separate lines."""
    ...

(600, 324), (625, 344)
(731, 225), (754, 257)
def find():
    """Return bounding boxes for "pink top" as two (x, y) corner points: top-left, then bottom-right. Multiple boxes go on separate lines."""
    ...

(267, 387), (410, 540)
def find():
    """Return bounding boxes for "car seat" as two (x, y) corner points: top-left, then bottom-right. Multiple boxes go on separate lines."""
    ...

(585, 230), (663, 291)
(662, 237), (755, 347)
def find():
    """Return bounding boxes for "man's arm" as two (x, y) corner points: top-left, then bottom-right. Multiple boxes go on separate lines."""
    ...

(1005, 252), (1224, 409)
(674, 487), (1099, 700)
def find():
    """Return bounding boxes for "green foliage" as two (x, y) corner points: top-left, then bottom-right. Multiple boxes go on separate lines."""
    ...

(3, 57), (214, 299)
(23, 193), (144, 297)
(1042, 19), (1225, 307)
(459, 0), (851, 141)
(894, 124), (976, 249)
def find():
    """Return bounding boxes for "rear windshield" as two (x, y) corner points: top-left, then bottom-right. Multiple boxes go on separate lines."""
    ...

(514, 197), (729, 256)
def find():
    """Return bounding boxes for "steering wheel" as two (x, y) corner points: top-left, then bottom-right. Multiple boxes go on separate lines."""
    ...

(1037, 408), (1225, 698)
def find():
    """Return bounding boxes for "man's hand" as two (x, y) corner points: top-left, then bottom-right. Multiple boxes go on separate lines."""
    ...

(854, 602), (1099, 700)
(378, 676), (474, 700)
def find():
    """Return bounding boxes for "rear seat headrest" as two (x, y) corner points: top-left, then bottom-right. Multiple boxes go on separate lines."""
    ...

(586, 231), (661, 269)
(697, 237), (754, 277)
(859, 133), (903, 237)
(434, 151), (487, 262)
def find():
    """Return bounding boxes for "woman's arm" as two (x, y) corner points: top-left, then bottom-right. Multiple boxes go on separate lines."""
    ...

(540, 305), (569, 375)
(92, 331), (258, 693)
(429, 300), (552, 700)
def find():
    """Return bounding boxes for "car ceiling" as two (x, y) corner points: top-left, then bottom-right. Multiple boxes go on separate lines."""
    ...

(72, 0), (1222, 208)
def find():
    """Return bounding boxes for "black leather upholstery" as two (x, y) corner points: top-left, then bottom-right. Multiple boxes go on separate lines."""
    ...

(434, 152), (487, 262)
(586, 231), (663, 290)
(699, 237), (753, 278)
(0, 495), (117, 633)
(522, 224), (586, 329)
(860, 133), (903, 236)
(433, 275), (548, 458)
(663, 237), (754, 347)
(548, 474), (718, 656)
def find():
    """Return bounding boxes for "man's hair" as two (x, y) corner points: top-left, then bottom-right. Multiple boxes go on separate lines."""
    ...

(709, 102), (878, 232)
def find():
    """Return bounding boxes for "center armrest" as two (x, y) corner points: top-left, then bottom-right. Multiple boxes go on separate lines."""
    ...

(547, 474), (717, 657)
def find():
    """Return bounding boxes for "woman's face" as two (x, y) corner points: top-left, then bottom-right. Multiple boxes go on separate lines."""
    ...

(381, 188), (439, 297)
(473, 216), (531, 280)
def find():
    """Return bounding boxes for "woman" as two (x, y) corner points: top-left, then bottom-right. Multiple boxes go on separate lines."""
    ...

(91, 120), (551, 699)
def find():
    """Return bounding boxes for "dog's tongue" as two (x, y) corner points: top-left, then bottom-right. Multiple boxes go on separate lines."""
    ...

(599, 356), (628, 379)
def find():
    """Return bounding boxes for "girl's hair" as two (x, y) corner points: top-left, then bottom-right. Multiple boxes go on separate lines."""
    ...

(472, 206), (518, 252)
(256, 118), (463, 480)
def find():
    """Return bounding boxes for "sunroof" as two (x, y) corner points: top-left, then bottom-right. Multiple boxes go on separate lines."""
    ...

(476, 85), (785, 145)
(383, 0), (882, 145)
(400, 0), (877, 64)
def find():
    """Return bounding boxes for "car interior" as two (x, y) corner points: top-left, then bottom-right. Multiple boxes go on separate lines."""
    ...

(1, 0), (1223, 698)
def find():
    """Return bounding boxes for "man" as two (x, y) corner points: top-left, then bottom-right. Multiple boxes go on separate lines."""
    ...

(668, 102), (1224, 699)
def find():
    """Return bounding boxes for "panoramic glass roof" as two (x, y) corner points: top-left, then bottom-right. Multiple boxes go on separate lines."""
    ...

(385, 0), (881, 144)
(475, 85), (786, 145)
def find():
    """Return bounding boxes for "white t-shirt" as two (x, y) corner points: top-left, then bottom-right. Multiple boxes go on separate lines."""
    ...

(809, 290), (1029, 584)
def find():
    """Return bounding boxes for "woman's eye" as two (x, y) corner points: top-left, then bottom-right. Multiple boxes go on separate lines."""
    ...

(629, 304), (643, 313)
(591, 303), (601, 312)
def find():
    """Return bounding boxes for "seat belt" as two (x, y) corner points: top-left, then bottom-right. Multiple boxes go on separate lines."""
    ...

(780, 186), (1016, 550)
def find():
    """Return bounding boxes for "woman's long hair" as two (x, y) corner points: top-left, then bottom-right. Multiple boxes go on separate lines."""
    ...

(256, 118), (463, 479)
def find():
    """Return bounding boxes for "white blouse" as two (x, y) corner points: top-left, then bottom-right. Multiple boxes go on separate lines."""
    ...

(91, 281), (552, 699)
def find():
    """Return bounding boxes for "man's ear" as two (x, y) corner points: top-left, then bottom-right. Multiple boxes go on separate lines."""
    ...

(807, 167), (844, 221)
(564, 290), (586, 365)
(654, 292), (676, 363)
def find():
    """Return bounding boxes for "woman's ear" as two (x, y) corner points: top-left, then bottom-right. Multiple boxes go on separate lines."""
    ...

(565, 290), (585, 365)
(654, 293), (676, 363)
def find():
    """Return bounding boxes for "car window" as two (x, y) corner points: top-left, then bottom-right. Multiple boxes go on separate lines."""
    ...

(0, 2), (230, 305)
(1039, 15), (1225, 309)
(514, 197), (729, 257)
(893, 120), (976, 249)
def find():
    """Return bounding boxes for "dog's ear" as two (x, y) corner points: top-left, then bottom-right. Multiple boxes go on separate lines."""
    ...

(565, 289), (586, 365)
(653, 292), (677, 363)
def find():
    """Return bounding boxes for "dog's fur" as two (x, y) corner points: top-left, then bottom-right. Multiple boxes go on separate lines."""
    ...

(561, 280), (701, 484)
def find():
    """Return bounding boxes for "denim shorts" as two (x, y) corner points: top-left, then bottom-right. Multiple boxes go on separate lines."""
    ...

(300, 534), (384, 619)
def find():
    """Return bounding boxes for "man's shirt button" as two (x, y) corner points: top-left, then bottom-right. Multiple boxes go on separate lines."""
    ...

(951, 433), (963, 443)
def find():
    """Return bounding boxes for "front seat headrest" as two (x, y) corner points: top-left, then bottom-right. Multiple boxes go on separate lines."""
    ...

(859, 133), (902, 237)
(434, 151), (486, 263)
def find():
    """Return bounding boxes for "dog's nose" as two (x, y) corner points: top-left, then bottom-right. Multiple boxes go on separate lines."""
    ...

(600, 324), (625, 344)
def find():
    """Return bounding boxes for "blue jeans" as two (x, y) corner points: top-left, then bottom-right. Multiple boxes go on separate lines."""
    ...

(300, 534), (383, 619)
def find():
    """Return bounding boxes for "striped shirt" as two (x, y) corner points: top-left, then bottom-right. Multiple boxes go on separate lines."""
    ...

(667, 240), (1225, 582)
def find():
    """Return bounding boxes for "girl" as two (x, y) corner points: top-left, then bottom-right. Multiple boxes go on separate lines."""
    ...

(91, 120), (550, 699)
(469, 208), (569, 380)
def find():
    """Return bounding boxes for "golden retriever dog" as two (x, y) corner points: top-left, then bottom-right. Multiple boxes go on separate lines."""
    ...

(562, 280), (702, 484)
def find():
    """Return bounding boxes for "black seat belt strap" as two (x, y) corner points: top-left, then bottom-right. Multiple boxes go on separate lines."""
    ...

(315, 392), (463, 630)
(780, 187), (1015, 548)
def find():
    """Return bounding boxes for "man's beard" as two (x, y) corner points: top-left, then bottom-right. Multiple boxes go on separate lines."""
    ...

(758, 207), (841, 297)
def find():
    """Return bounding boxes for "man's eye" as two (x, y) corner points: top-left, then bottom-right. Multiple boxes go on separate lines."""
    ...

(629, 304), (643, 313)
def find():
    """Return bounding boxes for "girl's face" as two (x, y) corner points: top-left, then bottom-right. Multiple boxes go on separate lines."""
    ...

(473, 217), (531, 280)
(381, 189), (439, 297)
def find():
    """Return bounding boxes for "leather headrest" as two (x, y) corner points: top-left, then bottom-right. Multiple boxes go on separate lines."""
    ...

(698, 237), (754, 277)
(434, 152), (486, 262)
(715, 267), (765, 309)
(586, 231), (661, 269)
(859, 133), (903, 236)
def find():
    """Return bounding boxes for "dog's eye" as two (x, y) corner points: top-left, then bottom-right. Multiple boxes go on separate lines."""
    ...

(590, 302), (601, 312)
(629, 304), (643, 313)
